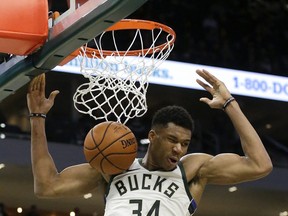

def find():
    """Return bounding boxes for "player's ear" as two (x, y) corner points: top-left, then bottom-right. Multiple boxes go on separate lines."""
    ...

(148, 130), (156, 143)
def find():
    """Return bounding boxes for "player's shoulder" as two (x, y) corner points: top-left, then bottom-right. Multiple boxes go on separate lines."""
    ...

(181, 153), (213, 164)
(180, 153), (213, 181)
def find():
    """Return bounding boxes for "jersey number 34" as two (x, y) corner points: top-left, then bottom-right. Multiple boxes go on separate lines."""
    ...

(130, 199), (160, 216)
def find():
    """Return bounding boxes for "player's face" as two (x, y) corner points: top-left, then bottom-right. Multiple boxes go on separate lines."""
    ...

(148, 123), (192, 171)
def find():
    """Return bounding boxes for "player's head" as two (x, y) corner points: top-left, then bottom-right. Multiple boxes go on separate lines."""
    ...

(151, 105), (194, 133)
(147, 105), (194, 170)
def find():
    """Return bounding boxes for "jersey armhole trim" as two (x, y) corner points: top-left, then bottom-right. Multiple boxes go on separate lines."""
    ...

(178, 161), (197, 215)
(178, 161), (193, 200)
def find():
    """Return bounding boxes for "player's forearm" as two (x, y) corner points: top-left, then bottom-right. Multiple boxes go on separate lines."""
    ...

(30, 118), (59, 196)
(224, 100), (273, 175)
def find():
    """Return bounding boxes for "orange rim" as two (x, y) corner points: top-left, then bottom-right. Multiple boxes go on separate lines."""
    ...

(59, 19), (176, 65)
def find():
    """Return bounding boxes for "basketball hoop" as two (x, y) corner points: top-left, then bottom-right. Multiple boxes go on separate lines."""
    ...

(71, 19), (176, 124)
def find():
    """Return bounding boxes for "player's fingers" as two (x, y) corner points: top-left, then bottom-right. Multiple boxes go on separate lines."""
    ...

(48, 90), (60, 102)
(39, 73), (45, 93)
(199, 97), (211, 105)
(35, 74), (43, 91)
(196, 69), (210, 81)
(196, 79), (213, 93)
(196, 69), (218, 85)
(29, 76), (39, 92)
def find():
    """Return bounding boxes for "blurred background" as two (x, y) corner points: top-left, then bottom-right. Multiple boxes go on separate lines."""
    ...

(0, 0), (288, 215)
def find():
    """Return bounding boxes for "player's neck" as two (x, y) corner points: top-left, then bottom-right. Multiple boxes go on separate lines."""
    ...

(141, 155), (162, 171)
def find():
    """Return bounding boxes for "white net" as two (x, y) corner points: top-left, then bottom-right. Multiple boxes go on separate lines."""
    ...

(73, 19), (175, 124)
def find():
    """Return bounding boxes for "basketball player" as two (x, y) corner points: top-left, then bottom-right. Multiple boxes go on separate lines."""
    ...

(27, 69), (272, 215)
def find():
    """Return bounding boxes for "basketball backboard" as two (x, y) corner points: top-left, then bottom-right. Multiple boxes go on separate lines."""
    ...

(0, 0), (148, 102)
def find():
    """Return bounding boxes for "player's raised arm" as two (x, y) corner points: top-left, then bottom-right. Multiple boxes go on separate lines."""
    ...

(195, 69), (273, 184)
(27, 74), (103, 197)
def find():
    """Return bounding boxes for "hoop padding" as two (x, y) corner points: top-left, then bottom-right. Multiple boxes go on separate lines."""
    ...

(73, 19), (176, 124)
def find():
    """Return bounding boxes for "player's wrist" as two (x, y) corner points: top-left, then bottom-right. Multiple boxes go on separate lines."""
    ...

(29, 113), (47, 119)
(222, 96), (235, 110)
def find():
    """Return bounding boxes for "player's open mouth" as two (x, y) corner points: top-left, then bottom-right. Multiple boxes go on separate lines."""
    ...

(168, 157), (178, 164)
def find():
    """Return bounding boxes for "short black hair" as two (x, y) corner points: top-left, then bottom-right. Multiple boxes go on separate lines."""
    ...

(151, 105), (194, 133)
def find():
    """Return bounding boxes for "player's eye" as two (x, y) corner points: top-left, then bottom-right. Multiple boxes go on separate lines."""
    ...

(181, 142), (189, 147)
(167, 137), (177, 143)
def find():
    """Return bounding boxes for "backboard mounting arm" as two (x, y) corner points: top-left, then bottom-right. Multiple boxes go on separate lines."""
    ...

(0, 0), (148, 102)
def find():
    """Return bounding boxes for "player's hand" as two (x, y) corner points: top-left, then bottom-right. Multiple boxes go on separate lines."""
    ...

(27, 73), (59, 114)
(196, 69), (232, 109)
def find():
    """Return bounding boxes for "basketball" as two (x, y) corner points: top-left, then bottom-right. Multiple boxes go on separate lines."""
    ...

(83, 121), (138, 175)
